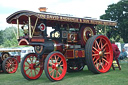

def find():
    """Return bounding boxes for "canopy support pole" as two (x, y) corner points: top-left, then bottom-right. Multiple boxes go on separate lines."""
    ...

(29, 16), (32, 38)
(17, 19), (19, 39)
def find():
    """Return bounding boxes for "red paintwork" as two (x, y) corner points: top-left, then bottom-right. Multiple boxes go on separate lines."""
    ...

(19, 39), (29, 45)
(16, 56), (21, 63)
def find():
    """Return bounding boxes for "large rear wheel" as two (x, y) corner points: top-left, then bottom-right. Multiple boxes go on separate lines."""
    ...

(2, 57), (18, 73)
(21, 53), (43, 80)
(44, 51), (67, 82)
(85, 35), (113, 73)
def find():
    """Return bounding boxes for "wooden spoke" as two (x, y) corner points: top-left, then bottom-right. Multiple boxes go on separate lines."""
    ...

(25, 65), (30, 67)
(59, 68), (63, 72)
(49, 62), (54, 65)
(92, 50), (95, 53)
(34, 69), (37, 76)
(93, 47), (99, 52)
(94, 58), (99, 64)
(92, 54), (99, 56)
(26, 61), (30, 65)
(101, 43), (107, 50)
(29, 58), (32, 63)
(57, 70), (61, 76)
(56, 70), (58, 78)
(52, 70), (54, 77)
(102, 58), (109, 63)
(25, 68), (29, 72)
(101, 63), (105, 70)
(93, 57), (96, 61)
(95, 40), (100, 49)
(56, 56), (59, 62)
(58, 60), (62, 65)
(103, 56), (107, 59)
(48, 66), (52, 68)
(50, 69), (55, 74)
(60, 65), (63, 67)
(104, 52), (110, 55)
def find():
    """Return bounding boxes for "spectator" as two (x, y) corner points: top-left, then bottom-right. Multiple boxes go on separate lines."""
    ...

(111, 40), (120, 59)
(118, 48), (127, 62)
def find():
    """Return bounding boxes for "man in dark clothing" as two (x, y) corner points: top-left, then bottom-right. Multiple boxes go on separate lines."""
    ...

(111, 41), (120, 59)
(111, 40), (121, 70)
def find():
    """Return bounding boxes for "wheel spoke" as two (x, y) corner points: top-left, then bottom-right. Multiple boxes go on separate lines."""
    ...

(59, 68), (63, 72)
(102, 58), (109, 63)
(54, 55), (57, 63)
(101, 43), (107, 50)
(34, 69), (37, 76)
(101, 63), (105, 70)
(26, 61), (30, 65)
(25, 65), (30, 67)
(25, 68), (29, 72)
(57, 70), (61, 76)
(104, 52), (110, 55)
(58, 60), (62, 65)
(56, 70), (58, 78)
(93, 47), (99, 52)
(50, 69), (55, 74)
(92, 53), (99, 56)
(94, 58), (99, 64)
(56, 56), (59, 62)
(99, 38), (103, 49)
(52, 70), (54, 77)
(95, 40), (100, 49)
(93, 57), (96, 61)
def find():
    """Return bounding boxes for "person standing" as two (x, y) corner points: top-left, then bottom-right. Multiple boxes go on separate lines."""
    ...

(111, 40), (120, 60)
(111, 40), (121, 70)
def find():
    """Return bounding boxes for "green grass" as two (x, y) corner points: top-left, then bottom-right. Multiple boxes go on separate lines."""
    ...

(0, 63), (128, 85)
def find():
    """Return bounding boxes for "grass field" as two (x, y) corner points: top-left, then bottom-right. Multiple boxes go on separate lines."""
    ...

(0, 62), (128, 85)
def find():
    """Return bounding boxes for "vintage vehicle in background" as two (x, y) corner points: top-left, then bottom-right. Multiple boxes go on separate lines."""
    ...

(0, 48), (21, 73)
(20, 47), (35, 58)
(6, 7), (117, 81)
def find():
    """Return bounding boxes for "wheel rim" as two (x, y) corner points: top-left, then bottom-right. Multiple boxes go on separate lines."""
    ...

(1, 53), (10, 61)
(5, 58), (18, 73)
(23, 54), (43, 79)
(92, 35), (113, 73)
(47, 53), (67, 81)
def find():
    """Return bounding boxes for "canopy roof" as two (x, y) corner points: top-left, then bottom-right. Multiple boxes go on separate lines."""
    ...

(7, 10), (117, 26)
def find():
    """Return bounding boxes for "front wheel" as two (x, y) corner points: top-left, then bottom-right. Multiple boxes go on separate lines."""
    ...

(85, 35), (113, 73)
(2, 57), (18, 73)
(44, 51), (67, 82)
(21, 53), (43, 80)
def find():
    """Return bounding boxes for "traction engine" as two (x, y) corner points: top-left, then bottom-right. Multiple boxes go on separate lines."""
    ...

(6, 9), (116, 81)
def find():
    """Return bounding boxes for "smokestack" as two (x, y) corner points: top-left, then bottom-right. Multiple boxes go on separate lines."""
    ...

(39, 7), (47, 12)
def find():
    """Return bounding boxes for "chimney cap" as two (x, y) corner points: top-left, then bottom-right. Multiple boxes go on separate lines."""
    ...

(39, 7), (47, 12)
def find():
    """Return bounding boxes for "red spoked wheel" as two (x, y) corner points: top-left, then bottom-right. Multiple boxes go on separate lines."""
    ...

(85, 35), (113, 73)
(2, 57), (18, 73)
(44, 51), (67, 82)
(21, 53), (43, 80)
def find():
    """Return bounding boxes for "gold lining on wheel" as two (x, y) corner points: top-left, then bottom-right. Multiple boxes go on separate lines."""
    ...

(83, 27), (94, 42)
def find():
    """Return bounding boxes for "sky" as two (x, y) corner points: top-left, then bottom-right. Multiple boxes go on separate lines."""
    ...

(0, 0), (120, 30)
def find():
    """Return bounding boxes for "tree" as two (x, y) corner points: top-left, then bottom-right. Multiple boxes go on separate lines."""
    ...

(2, 27), (18, 47)
(100, 0), (128, 42)
(0, 30), (3, 45)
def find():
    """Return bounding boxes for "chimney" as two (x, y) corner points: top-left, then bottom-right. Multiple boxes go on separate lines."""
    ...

(39, 7), (47, 12)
